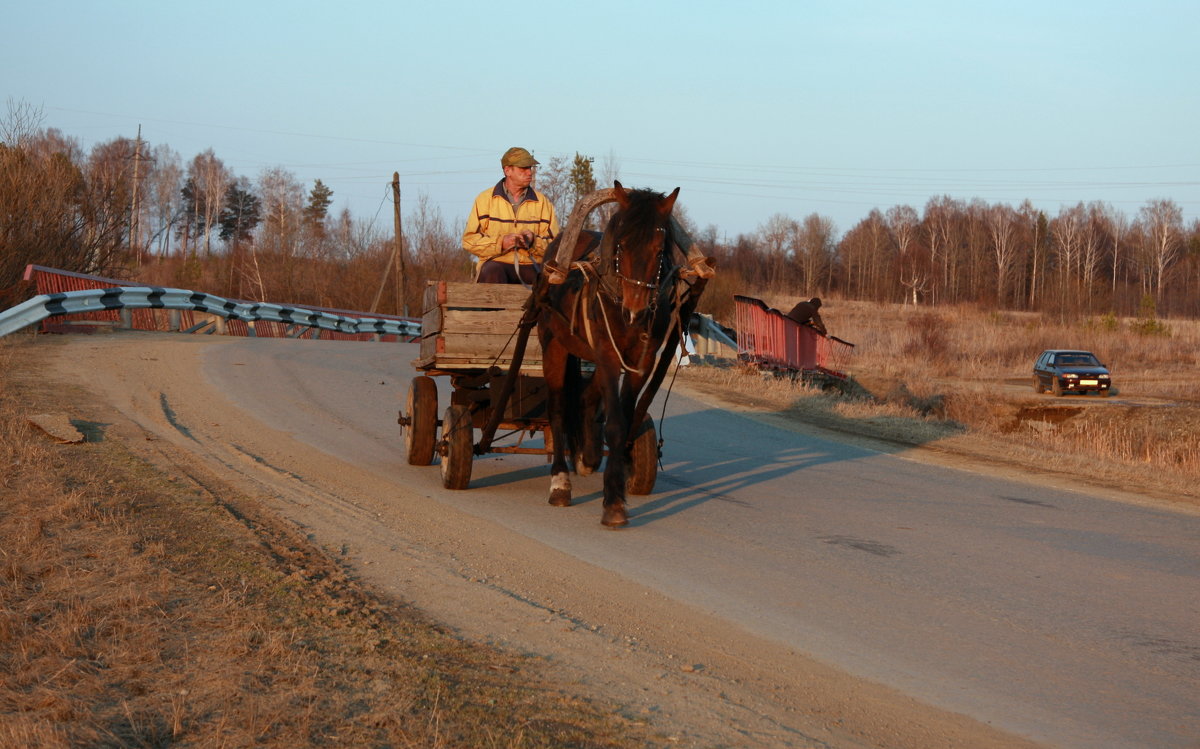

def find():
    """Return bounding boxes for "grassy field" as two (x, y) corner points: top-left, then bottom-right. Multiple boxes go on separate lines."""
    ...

(688, 297), (1200, 505)
(0, 342), (659, 748)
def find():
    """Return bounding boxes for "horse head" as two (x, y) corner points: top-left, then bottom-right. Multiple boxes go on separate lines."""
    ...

(604, 181), (679, 319)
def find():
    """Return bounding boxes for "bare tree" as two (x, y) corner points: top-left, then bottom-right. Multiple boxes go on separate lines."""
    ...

(181, 150), (230, 257)
(1137, 198), (1183, 310)
(1019, 200), (1047, 309)
(794, 213), (836, 295)
(839, 209), (893, 301)
(80, 137), (138, 271)
(1, 98), (43, 147)
(1051, 203), (1086, 308)
(0, 124), (133, 302)
(757, 213), (795, 292)
(1102, 204), (1130, 300)
(595, 149), (622, 227)
(409, 192), (468, 286)
(257, 166), (304, 257)
(1078, 201), (1112, 310)
(886, 205), (925, 305)
(922, 195), (964, 304)
(535, 154), (570, 218)
(986, 203), (1020, 308)
(144, 144), (182, 257)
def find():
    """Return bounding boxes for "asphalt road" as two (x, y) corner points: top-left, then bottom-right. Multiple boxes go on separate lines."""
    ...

(196, 338), (1200, 748)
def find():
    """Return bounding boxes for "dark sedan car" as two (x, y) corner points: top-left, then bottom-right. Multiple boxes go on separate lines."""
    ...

(1033, 349), (1112, 397)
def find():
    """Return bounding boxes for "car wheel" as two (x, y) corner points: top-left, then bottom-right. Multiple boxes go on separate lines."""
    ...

(1051, 378), (1063, 397)
(1033, 376), (1045, 394)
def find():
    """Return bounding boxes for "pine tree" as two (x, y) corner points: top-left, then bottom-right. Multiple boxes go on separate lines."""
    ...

(568, 153), (597, 228)
(219, 180), (262, 243)
(303, 179), (333, 237)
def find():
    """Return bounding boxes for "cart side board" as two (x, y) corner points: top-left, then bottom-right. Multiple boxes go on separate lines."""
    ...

(414, 281), (544, 374)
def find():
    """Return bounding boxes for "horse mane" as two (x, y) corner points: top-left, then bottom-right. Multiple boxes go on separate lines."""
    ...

(613, 188), (671, 241)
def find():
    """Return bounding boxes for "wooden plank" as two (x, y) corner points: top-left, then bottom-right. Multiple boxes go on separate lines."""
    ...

(435, 332), (541, 358)
(421, 281), (446, 315)
(419, 332), (450, 362)
(440, 309), (526, 335)
(422, 304), (444, 336)
(426, 280), (527, 312)
(412, 354), (544, 376)
(440, 282), (531, 310)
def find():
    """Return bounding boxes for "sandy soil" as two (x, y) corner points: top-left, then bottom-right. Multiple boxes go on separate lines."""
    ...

(27, 332), (1049, 749)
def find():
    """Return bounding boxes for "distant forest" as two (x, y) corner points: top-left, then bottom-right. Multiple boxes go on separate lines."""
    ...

(4, 104), (1198, 323)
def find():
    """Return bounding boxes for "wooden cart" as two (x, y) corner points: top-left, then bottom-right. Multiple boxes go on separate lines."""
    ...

(399, 280), (658, 493)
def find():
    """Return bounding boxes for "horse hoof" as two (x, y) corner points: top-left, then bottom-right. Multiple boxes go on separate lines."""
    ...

(601, 507), (629, 528)
(549, 490), (572, 507)
(577, 463), (594, 477)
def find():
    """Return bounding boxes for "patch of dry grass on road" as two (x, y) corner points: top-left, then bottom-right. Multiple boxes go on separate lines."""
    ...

(0, 340), (659, 749)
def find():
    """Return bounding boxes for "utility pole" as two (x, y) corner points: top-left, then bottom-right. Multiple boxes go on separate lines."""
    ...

(130, 125), (144, 266)
(371, 172), (407, 315)
(393, 172), (407, 317)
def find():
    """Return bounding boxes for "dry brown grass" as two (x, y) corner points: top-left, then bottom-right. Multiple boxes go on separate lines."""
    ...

(691, 299), (1200, 502)
(0, 343), (658, 748)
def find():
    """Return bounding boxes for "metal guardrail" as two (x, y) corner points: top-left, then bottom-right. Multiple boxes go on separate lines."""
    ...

(20, 264), (421, 340)
(733, 295), (854, 378)
(4, 265), (738, 360)
(0, 286), (422, 340)
(688, 313), (738, 360)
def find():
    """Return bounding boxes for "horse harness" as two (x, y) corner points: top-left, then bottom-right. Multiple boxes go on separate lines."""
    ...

(536, 229), (693, 376)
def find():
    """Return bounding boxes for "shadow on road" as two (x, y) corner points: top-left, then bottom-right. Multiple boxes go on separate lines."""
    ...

(467, 401), (951, 527)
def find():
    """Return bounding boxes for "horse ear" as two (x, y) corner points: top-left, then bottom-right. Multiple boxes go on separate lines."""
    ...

(659, 187), (680, 215)
(613, 180), (630, 207)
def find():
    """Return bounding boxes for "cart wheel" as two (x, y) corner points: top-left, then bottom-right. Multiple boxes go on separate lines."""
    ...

(404, 376), (438, 466)
(440, 404), (474, 490)
(626, 417), (658, 496)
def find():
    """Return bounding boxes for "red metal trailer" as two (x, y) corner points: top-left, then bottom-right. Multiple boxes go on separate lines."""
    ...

(733, 295), (854, 383)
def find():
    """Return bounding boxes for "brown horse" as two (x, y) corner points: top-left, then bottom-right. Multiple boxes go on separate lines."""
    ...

(533, 182), (711, 527)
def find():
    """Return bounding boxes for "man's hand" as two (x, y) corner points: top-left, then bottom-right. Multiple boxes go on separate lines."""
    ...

(501, 231), (535, 251)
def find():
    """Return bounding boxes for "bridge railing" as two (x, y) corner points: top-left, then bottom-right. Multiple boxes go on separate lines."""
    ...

(733, 295), (854, 379)
(18, 265), (419, 341)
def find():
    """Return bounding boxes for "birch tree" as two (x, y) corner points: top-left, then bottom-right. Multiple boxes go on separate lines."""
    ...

(1137, 198), (1183, 309)
(886, 205), (924, 304)
(186, 149), (230, 256)
(987, 203), (1019, 308)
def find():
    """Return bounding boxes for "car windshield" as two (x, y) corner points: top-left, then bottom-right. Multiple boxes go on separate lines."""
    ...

(1056, 353), (1100, 366)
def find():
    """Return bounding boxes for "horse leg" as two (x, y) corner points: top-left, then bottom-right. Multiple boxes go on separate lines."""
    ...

(577, 371), (605, 476)
(543, 340), (574, 507)
(599, 367), (632, 528)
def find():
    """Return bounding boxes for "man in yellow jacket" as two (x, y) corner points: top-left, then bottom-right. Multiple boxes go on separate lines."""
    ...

(462, 147), (560, 284)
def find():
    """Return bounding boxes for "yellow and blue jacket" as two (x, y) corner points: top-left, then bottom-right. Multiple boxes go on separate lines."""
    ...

(462, 181), (559, 266)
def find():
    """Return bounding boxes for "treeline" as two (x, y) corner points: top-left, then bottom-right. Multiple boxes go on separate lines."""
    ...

(709, 197), (1200, 320)
(3, 105), (1198, 323)
(1, 107), (470, 314)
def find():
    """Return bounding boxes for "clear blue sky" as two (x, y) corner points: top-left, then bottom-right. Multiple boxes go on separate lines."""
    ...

(5, 0), (1198, 239)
